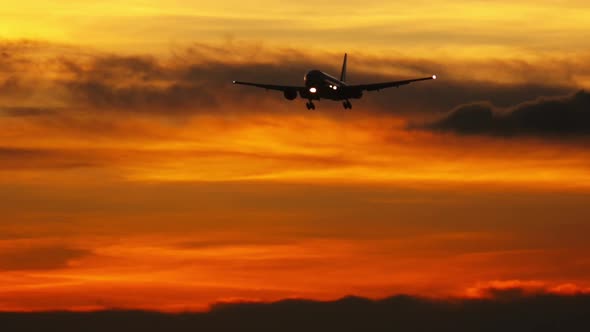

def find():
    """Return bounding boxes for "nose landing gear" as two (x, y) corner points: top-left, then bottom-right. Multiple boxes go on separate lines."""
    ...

(306, 101), (316, 110)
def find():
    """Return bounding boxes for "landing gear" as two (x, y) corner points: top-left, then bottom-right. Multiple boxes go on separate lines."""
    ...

(342, 100), (352, 109)
(306, 101), (316, 110)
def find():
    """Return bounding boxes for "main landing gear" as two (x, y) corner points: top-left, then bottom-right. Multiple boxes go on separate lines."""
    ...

(306, 101), (316, 110)
(342, 100), (352, 109)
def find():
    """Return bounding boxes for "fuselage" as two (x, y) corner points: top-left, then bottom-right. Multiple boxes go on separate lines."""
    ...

(301, 70), (361, 101)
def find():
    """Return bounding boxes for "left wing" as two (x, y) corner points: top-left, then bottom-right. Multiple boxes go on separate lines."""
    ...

(349, 75), (436, 92)
(232, 81), (303, 92)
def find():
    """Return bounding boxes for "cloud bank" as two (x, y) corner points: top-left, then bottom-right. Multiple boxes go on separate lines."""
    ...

(2, 292), (589, 331)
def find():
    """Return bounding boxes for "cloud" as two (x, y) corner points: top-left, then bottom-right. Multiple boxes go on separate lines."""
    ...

(464, 280), (590, 300)
(2, 293), (590, 331)
(0, 107), (56, 117)
(0, 40), (586, 116)
(0, 246), (90, 271)
(65, 80), (218, 113)
(0, 147), (101, 170)
(58, 52), (582, 115)
(0, 77), (34, 100)
(423, 90), (590, 137)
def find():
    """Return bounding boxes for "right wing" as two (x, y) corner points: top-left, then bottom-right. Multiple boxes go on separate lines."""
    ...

(350, 75), (436, 92)
(232, 81), (303, 92)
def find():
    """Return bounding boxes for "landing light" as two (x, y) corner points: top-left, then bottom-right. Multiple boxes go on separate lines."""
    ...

(310, 87), (317, 93)
(432, 75), (437, 80)
(333, 86), (338, 90)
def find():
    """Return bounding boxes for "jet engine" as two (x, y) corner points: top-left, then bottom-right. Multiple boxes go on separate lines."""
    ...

(283, 89), (298, 100)
(348, 88), (363, 99)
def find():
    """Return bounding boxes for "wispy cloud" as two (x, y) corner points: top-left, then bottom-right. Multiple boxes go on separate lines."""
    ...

(0, 245), (90, 271)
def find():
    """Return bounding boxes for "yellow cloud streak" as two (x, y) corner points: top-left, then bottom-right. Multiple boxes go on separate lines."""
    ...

(1, 112), (589, 190)
(2, 1), (589, 56)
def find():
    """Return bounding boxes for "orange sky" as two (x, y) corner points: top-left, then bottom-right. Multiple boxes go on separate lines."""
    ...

(1, 1), (590, 312)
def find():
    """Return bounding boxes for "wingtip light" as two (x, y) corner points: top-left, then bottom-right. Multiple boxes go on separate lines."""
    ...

(432, 75), (437, 80)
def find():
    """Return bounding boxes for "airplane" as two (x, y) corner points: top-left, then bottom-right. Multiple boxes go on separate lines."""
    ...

(233, 53), (436, 109)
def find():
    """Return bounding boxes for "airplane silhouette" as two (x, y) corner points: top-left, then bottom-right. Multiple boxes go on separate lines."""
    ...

(233, 53), (436, 109)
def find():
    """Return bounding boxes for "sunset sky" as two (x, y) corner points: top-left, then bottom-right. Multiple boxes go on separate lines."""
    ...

(1, 1), (590, 312)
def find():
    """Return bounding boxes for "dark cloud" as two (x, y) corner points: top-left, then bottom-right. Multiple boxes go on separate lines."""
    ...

(0, 147), (101, 170)
(58, 54), (311, 114)
(369, 81), (571, 115)
(91, 56), (164, 80)
(0, 246), (90, 271)
(0, 41), (585, 116)
(0, 106), (56, 117)
(1, 293), (589, 331)
(0, 77), (34, 99)
(65, 80), (218, 113)
(423, 90), (590, 137)
(60, 56), (577, 115)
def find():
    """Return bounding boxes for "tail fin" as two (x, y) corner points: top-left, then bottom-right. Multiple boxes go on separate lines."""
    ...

(340, 53), (347, 82)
